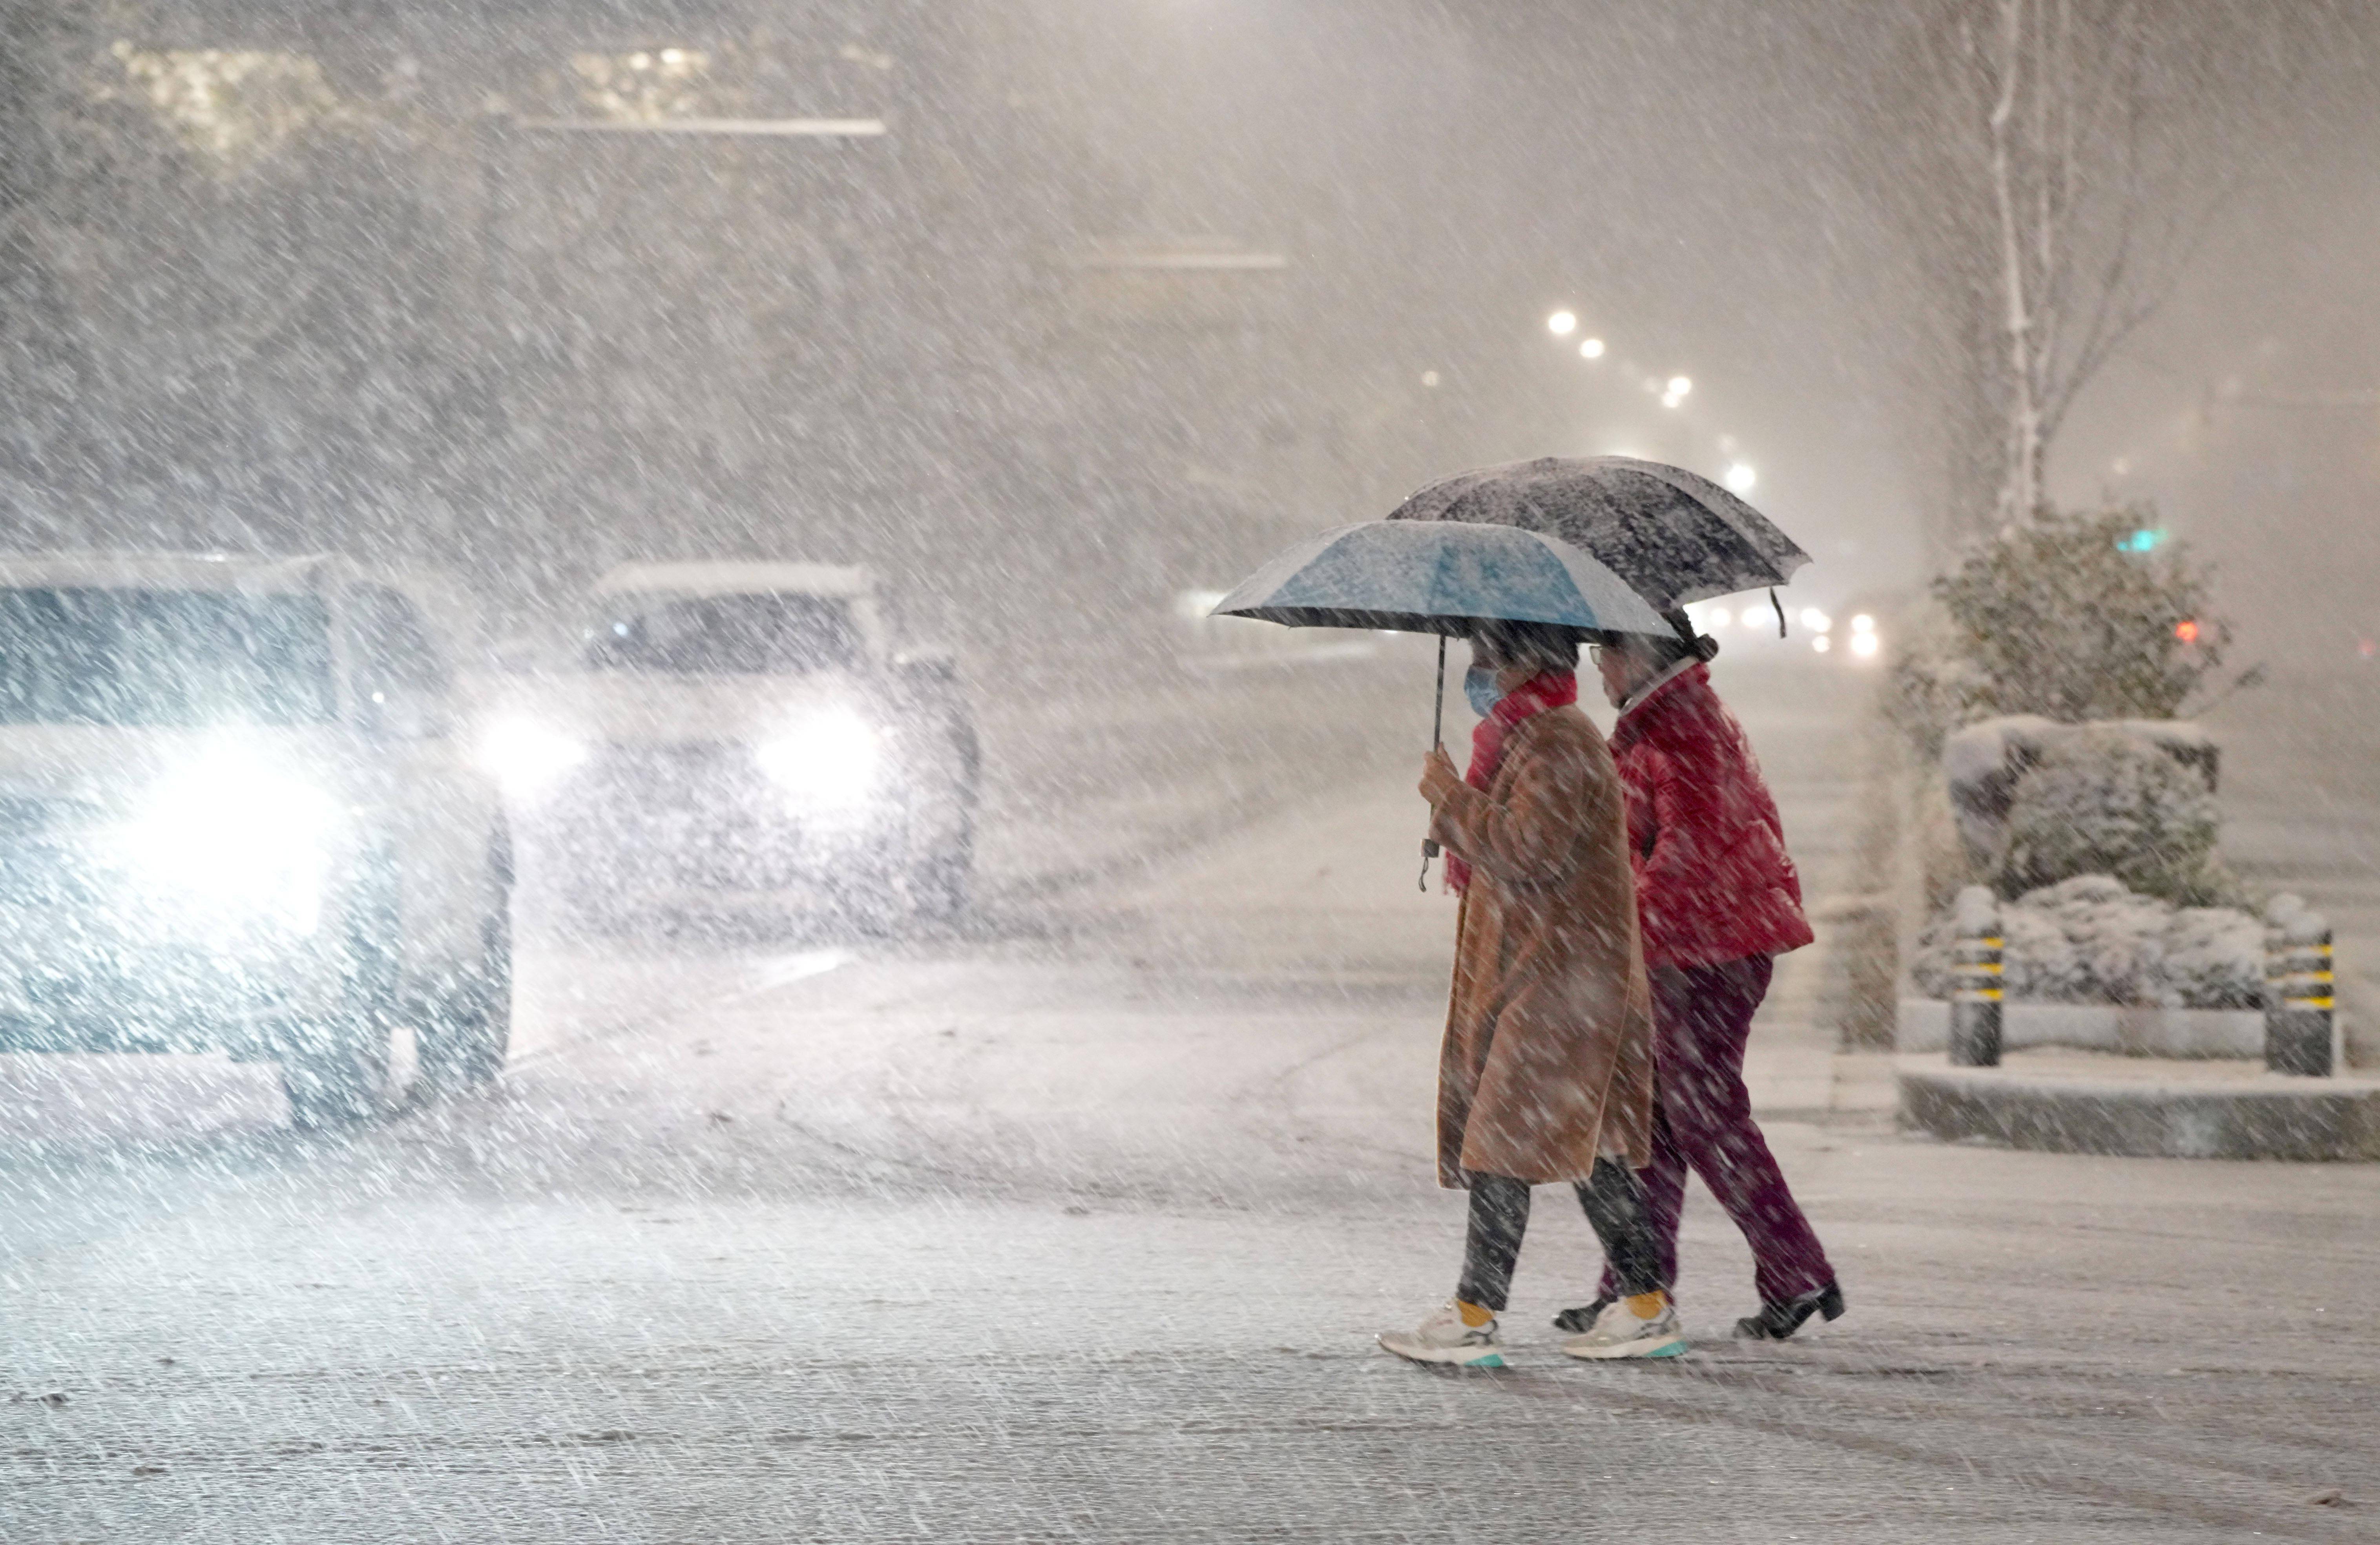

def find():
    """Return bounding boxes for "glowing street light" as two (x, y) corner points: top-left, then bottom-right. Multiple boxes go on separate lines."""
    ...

(1849, 631), (1880, 658)
(1666, 376), (1692, 397)
(1579, 337), (1605, 358)
(1724, 462), (1757, 494)
(1800, 608), (1832, 633)
(1548, 310), (1578, 336)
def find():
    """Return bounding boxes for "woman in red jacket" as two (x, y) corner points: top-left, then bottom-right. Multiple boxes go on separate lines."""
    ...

(1559, 619), (1845, 1340)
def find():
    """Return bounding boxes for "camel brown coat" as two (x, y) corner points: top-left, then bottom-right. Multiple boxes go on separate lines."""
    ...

(1428, 705), (1656, 1188)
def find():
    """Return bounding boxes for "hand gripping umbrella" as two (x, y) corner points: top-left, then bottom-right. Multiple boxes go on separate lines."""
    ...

(1385, 455), (1810, 633)
(1212, 519), (1671, 886)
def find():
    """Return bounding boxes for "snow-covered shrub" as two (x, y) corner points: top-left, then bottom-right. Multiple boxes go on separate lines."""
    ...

(1995, 730), (2223, 903)
(1910, 874), (2263, 1009)
(2003, 875), (2167, 1002)
(1931, 505), (2228, 724)
(2154, 905), (2269, 1010)
(1886, 507), (2236, 760)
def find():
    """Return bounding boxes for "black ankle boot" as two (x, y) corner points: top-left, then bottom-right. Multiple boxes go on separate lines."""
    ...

(1552, 1296), (1614, 1334)
(1733, 1280), (1845, 1341)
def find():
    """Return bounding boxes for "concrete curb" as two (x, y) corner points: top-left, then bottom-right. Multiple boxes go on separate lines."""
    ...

(1898, 1061), (2380, 1160)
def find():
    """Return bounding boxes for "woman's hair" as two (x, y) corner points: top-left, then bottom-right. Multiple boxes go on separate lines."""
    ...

(1623, 610), (1720, 669)
(1471, 618), (1580, 673)
(1632, 634), (1702, 671)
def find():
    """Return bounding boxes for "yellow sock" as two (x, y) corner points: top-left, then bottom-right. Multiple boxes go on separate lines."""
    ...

(1624, 1291), (1668, 1319)
(1455, 1299), (1495, 1328)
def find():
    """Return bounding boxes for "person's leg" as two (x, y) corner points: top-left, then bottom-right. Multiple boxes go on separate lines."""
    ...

(1592, 1087), (1689, 1304)
(1453, 1172), (1533, 1313)
(1654, 958), (1836, 1307)
(1378, 1174), (1528, 1366)
(1557, 1157), (1687, 1359)
(1574, 1157), (1664, 1297)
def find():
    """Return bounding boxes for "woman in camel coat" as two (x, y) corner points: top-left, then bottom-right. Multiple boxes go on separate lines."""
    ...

(1378, 619), (1679, 1367)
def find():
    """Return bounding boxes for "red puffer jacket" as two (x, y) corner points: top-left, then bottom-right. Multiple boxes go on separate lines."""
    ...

(1610, 663), (1814, 969)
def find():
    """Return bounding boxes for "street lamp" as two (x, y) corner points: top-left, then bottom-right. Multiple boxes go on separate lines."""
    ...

(1579, 337), (1605, 359)
(1547, 310), (1578, 336)
(1666, 376), (1692, 397)
(1725, 462), (1756, 494)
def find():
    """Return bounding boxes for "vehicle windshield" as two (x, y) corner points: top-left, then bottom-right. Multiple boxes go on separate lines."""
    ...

(584, 593), (862, 674)
(0, 587), (337, 727)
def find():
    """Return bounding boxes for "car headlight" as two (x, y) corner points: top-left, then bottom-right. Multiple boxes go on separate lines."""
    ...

(477, 716), (588, 800)
(109, 744), (341, 935)
(756, 706), (882, 810)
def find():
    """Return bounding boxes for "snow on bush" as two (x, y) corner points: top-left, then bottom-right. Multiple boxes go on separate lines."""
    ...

(2154, 904), (2271, 1010)
(1885, 506), (2231, 757)
(1995, 729), (2226, 904)
(1912, 874), (2264, 1009)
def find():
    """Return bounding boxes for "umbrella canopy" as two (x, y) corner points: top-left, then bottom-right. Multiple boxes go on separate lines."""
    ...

(1384, 455), (1808, 612)
(1212, 519), (1671, 639)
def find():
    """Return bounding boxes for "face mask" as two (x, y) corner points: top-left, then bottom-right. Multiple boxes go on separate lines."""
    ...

(1464, 666), (1503, 716)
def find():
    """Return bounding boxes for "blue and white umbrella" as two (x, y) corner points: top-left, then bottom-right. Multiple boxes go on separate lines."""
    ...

(1213, 520), (1680, 892)
(1211, 519), (1671, 640)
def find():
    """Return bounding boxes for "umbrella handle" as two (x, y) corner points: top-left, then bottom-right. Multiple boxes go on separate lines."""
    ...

(1431, 634), (1446, 749)
(1770, 588), (1787, 639)
(1420, 635), (1446, 890)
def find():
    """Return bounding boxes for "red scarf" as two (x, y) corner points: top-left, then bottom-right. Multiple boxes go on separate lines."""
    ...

(1444, 670), (1578, 894)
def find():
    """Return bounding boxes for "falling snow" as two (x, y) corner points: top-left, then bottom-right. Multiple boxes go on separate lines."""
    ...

(2, 5), (2378, 1541)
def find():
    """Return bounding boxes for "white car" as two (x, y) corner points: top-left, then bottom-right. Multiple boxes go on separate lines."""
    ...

(0, 553), (513, 1127)
(484, 562), (980, 923)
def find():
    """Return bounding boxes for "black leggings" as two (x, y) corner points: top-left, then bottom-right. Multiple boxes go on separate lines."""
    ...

(1454, 1159), (1665, 1312)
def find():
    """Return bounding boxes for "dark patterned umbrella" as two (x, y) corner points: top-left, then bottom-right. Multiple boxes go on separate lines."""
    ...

(1384, 456), (1810, 618)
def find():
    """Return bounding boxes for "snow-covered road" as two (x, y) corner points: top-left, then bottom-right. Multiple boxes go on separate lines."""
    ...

(4, 659), (2374, 1541)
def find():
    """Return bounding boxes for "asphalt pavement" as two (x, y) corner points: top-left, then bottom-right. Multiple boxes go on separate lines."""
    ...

(4, 654), (2374, 1542)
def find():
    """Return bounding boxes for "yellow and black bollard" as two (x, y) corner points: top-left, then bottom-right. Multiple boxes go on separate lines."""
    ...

(1948, 884), (2003, 1067)
(2266, 908), (2335, 1077)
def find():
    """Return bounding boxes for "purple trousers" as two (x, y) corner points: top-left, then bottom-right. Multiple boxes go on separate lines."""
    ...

(1597, 955), (1835, 1306)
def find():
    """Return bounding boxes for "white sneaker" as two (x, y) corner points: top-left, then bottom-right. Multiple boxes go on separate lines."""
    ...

(1378, 1300), (1509, 1368)
(1559, 1296), (1688, 1360)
